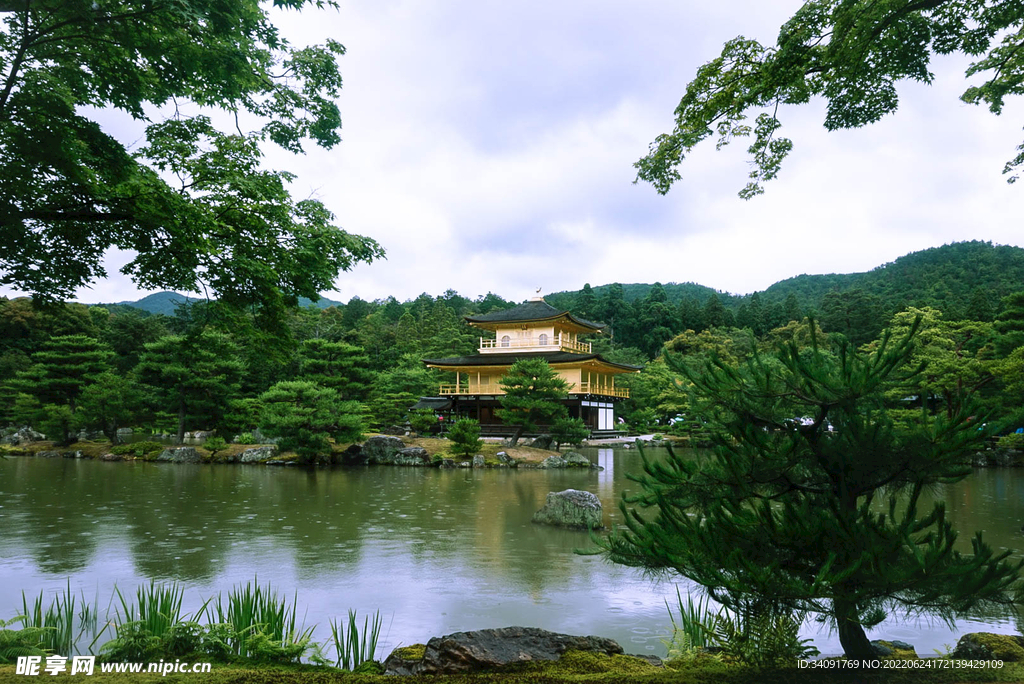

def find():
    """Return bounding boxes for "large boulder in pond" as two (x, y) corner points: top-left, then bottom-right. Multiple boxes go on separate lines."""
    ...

(156, 447), (201, 464)
(239, 446), (278, 463)
(532, 489), (603, 529)
(361, 436), (405, 464)
(386, 627), (623, 675)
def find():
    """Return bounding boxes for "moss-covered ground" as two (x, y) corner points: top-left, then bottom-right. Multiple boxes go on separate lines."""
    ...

(4, 659), (1024, 683)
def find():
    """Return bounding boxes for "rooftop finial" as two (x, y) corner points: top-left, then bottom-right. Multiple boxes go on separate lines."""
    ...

(529, 287), (544, 302)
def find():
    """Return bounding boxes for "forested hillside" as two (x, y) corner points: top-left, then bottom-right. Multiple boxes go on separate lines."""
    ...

(2, 241), (1022, 448)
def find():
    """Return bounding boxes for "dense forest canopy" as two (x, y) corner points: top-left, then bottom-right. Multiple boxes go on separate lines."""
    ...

(2, 240), (1023, 446)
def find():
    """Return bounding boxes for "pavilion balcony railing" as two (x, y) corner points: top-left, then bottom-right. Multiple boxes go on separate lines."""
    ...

(478, 335), (592, 354)
(437, 383), (628, 398)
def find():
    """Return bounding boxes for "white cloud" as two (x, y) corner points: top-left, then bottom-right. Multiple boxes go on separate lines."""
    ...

(4, 0), (1022, 305)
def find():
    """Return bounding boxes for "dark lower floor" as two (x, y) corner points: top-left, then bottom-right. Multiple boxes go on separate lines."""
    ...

(414, 395), (624, 435)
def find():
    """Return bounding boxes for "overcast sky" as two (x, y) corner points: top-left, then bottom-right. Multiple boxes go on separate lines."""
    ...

(30, 0), (1024, 305)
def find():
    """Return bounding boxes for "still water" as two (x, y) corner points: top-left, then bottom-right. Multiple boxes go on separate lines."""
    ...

(1, 448), (1023, 657)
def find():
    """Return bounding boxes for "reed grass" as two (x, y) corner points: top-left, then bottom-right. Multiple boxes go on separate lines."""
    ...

(207, 577), (313, 659)
(20, 580), (80, 655)
(112, 581), (186, 640)
(664, 586), (719, 656)
(328, 609), (382, 670)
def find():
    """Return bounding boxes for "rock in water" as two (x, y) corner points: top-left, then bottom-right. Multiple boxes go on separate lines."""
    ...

(239, 446), (278, 463)
(393, 627), (623, 675)
(538, 455), (566, 469)
(360, 436), (405, 464)
(156, 447), (201, 463)
(532, 489), (603, 529)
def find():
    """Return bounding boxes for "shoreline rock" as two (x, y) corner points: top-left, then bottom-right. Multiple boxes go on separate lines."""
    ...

(384, 627), (625, 675)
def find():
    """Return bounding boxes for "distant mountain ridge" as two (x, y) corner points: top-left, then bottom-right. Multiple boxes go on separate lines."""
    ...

(109, 291), (344, 316)
(109, 241), (1024, 319)
(550, 241), (1024, 316)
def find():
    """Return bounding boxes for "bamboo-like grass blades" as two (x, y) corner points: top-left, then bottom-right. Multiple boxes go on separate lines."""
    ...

(206, 577), (313, 659)
(328, 609), (383, 670)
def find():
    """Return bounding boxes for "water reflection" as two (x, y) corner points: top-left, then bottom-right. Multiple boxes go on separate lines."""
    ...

(1, 450), (1021, 656)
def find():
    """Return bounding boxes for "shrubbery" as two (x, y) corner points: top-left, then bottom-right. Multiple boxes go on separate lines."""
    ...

(447, 419), (482, 458)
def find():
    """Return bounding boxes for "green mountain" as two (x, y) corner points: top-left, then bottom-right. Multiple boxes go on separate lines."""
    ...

(759, 241), (1024, 315)
(109, 291), (344, 316)
(552, 241), (1023, 316)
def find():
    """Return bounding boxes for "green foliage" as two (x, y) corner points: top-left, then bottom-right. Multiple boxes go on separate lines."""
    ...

(664, 588), (718, 656)
(0, 0), (382, 309)
(551, 417), (589, 449)
(995, 291), (1024, 356)
(111, 581), (186, 641)
(136, 332), (243, 443)
(408, 409), (439, 435)
(447, 418), (482, 458)
(14, 334), (112, 412)
(98, 621), (162, 663)
(37, 403), (78, 445)
(328, 610), (383, 670)
(0, 617), (47, 664)
(203, 436), (228, 455)
(77, 372), (142, 443)
(875, 307), (997, 419)
(997, 433), (1024, 450)
(497, 359), (570, 446)
(709, 611), (818, 669)
(596, 320), (1023, 658)
(634, 2), (1024, 196)
(206, 578), (313, 663)
(258, 380), (362, 464)
(298, 339), (372, 400)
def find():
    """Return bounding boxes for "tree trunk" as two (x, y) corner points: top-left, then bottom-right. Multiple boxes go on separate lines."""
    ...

(509, 424), (524, 448)
(177, 400), (186, 445)
(834, 597), (874, 659)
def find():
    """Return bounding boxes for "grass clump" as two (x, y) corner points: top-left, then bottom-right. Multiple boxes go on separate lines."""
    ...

(328, 609), (382, 671)
(206, 578), (313, 663)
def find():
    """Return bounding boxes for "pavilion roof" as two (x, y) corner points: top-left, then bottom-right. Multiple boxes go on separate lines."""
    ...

(464, 299), (605, 331)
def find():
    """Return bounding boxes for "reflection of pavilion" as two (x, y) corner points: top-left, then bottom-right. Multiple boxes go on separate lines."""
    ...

(420, 297), (640, 436)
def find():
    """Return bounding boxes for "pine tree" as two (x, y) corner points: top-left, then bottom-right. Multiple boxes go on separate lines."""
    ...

(576, 283), (598, 320)
(995, 291), (1024, 357)
(17, 334), (112, 412)
(596, 320), (1022, 658)
(298, 338), (372, 399)
(259, 380), (362, 464)
(497, 359), (570, 446)
(77, 372), (143, 443)
(136, 332), (243, 443)
(447, 418), (482, 459)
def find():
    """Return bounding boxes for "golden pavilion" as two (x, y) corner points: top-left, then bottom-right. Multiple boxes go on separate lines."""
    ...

(421, 297), (640, 435)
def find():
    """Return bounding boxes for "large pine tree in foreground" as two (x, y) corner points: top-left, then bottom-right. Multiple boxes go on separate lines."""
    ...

(598, 320), (1022, 658)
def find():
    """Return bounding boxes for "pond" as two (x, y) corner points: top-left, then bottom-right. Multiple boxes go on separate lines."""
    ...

(1, 447), (1022, 658)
